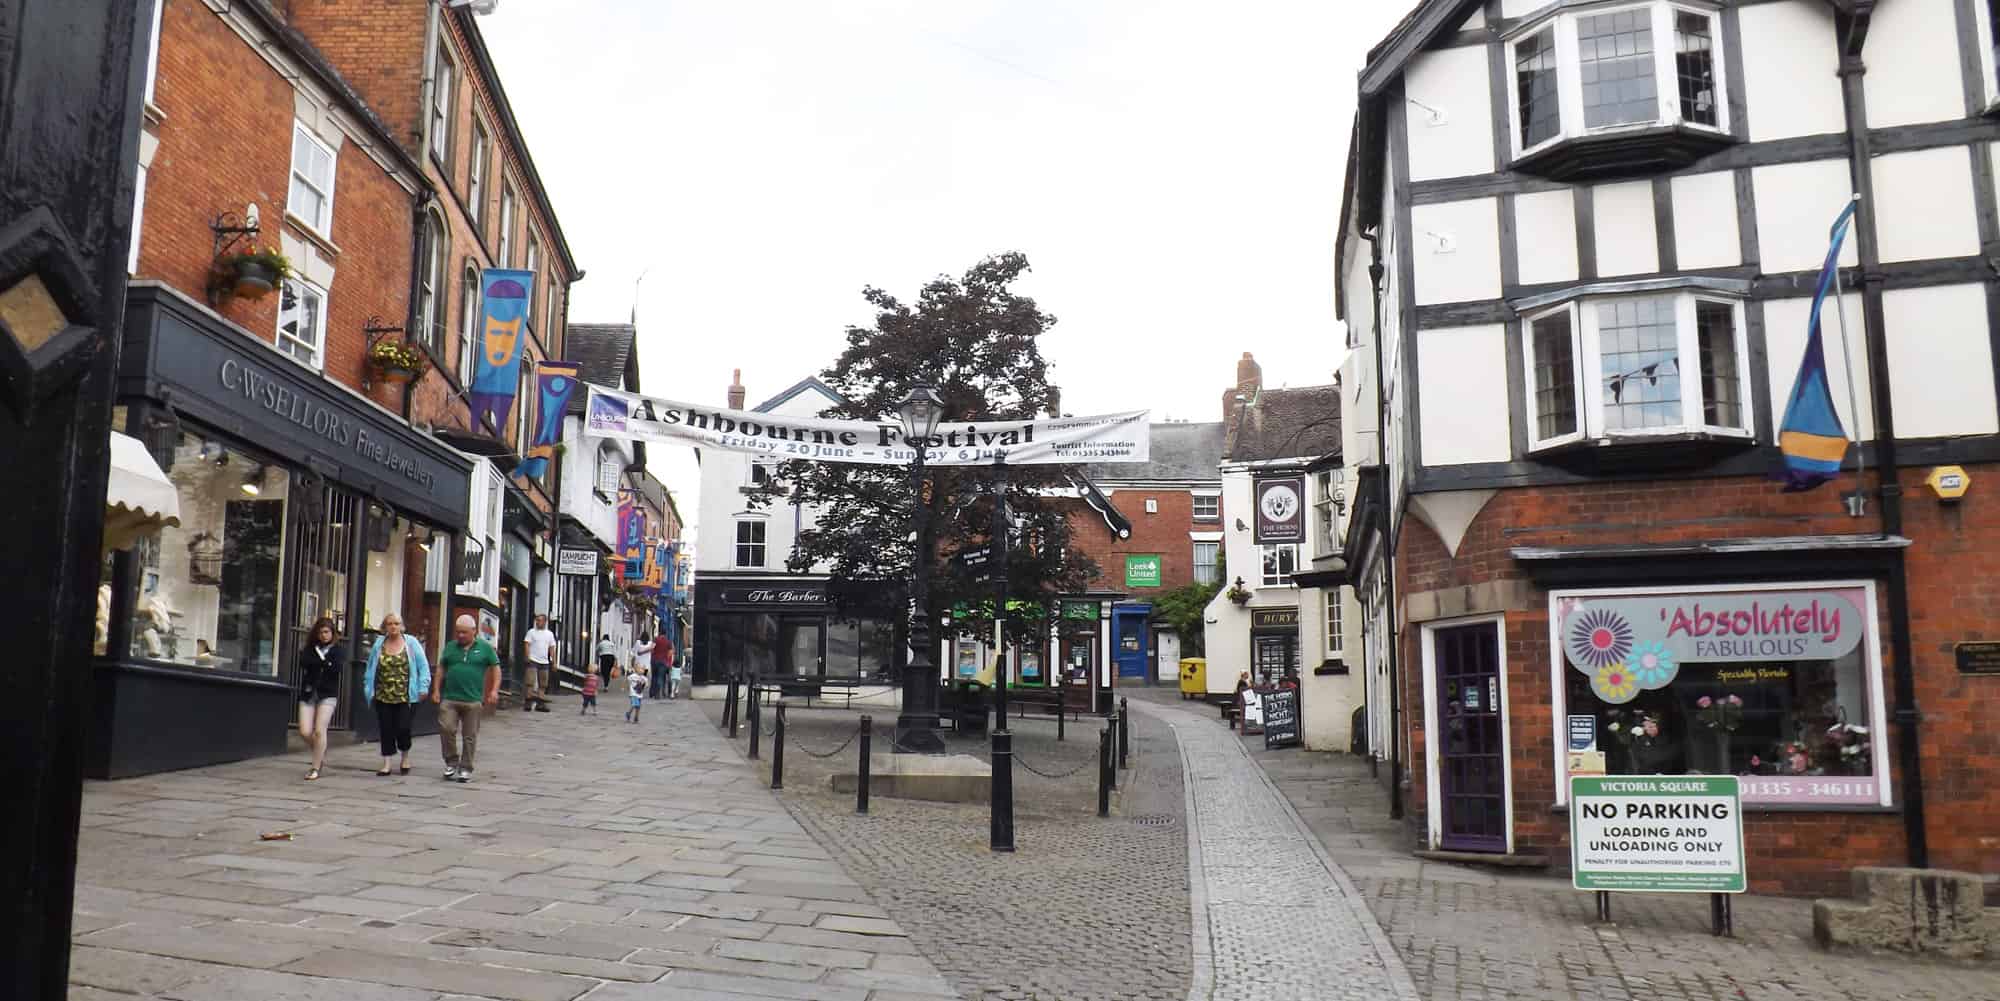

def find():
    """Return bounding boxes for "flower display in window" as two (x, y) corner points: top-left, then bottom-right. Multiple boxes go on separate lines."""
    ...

(1591, 661), (1639, 704)
(1626, 640), (1677, 689)
(1694, 692), (1743, 732)
(1566, 606), (1633, 670)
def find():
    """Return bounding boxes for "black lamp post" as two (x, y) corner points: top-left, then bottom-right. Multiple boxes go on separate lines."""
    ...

(895, 385), (948, 754)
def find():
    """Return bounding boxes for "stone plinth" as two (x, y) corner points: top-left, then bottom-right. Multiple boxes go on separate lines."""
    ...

(829, 753), (991, 804)
(1813, 867), (1999, 960)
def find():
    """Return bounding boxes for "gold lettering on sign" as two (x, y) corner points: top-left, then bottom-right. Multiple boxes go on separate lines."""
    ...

(0, 275), (67, 350)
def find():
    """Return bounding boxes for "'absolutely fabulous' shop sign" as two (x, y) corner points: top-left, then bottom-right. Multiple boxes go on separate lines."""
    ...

(1561, 587), (1865, 686)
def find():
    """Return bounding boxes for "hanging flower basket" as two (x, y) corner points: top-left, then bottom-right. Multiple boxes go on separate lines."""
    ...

(367, 340), (428, 384)
(215, 248), (294, 301)
(1225, 579), (1252, 606)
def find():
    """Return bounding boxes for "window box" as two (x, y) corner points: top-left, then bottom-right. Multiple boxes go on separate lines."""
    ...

(1522, 286), (1753, 461)
(1506, 2), (1735, 181)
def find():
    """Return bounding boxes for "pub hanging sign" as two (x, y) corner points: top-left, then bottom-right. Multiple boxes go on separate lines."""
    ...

(1253, 474), (1306, 544)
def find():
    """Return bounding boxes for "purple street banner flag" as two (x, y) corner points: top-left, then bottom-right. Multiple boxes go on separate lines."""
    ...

(619, 492), (647, 580)
(470, 268), (534, 433)
(1772, 202), (1857, 492)
(515, 360), (580, 481)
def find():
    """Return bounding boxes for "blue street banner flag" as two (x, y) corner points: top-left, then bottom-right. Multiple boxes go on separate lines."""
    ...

(470, 268), (534, 433)
(514, 360), (579, 481)
(1773, 203), (1858, 492)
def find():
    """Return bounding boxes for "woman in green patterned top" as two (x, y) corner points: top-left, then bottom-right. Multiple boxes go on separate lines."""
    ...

(363, 613), (431, 776)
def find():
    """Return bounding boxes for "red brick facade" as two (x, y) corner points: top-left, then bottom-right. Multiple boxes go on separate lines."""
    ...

(1395, 466), (2000, 895)
(1065, 489), (1222, 595)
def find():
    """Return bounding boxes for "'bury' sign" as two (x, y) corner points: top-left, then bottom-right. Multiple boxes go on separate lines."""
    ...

(1570, 776), (1745, 893)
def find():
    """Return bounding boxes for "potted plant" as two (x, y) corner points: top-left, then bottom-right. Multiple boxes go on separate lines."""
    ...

(216, 247), (293, 300)
(367, 339), (429, 384)
(1225, 577), (1251, 606)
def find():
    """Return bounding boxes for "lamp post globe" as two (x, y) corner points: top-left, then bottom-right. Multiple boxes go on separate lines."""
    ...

(895, 384), (948, 754)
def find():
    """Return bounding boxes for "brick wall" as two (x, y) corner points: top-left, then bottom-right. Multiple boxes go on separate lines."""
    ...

(1064, 489), (1222, 595)
(282, 0), (428, 151)
(139, 0), (413, 409)
(1393, 468), (2000, 895)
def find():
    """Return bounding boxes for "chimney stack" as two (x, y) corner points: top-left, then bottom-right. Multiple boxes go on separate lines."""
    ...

(727, 369), (745, 410)
(1222, 351), (1262, 420)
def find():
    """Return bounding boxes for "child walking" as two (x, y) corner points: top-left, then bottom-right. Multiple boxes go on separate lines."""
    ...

(624, 665), (648, 723)
(580, 668), (600, 715)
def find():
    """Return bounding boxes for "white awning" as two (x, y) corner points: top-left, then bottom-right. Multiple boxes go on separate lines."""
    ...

(104, 431), (180, 552)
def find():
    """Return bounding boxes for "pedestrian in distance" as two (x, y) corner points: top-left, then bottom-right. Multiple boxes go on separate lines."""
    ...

(596, 633), (620, 684)
(295, 616), (343, 781)
(363, 613), (430, 777)
(633, 632), (653, 687)
(667, 650), (683, 701)
(522, 613), (556, 712)
(432, 614), (501, 783)
(650, 633), (674, 698)
(625, 664), (648, 723)
(580, 667), (601, 715)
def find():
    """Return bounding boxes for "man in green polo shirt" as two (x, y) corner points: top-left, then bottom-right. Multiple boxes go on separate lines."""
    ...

(432, 614), (501, 783)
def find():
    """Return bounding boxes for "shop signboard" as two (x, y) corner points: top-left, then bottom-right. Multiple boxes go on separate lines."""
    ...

(720, 586), (829, 608)
(557, 548), (598, 576)
(1124, 555), (1162, 588)
(1251, 607), (1300, 629)
(1060, 600), (1098, 621)
(1560, 589), (1864, 672)
(1252, 475), (1305, 544)
(1262, 689), (1301, 749)
(1570, 776), (1745, 893)
(1955, 641), (2000, 675)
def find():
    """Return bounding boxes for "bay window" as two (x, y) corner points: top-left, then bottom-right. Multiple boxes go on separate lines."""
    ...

(1506, 2), (1731, 178)
(1523, 289), (1750, 451)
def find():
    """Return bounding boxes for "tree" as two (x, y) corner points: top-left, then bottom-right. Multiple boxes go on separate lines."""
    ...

(750, 252), (1098, 645)
(1152, 581), (1220, 657)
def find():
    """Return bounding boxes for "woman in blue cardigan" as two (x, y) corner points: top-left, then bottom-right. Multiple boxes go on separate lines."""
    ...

(363, 613), (431, 776)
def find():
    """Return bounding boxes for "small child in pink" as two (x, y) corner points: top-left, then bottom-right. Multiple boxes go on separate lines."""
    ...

(580, 669), (600, 714)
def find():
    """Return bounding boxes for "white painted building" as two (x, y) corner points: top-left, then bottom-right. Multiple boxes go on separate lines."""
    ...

(1335, 0), (2000, 875)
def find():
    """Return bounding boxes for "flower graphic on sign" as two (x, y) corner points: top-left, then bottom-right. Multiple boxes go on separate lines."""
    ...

(1591, 662), (1640, 704)
(1627, 641), (1678, 689)
(1565, 607), (1633, 672)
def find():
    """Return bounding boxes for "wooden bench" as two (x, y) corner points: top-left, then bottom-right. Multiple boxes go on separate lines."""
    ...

(746, 675), (885, 709)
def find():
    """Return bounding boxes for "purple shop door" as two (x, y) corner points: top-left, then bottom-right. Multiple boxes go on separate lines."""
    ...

(1435, 622), (1507, 852)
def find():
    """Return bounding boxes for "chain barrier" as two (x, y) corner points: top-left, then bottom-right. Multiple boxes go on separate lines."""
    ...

(788, 727), (863, 760)
(1012, 751), (1097, 779)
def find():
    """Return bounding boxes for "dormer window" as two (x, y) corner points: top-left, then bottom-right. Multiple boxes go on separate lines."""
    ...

(1522, 286), (1751, 454)
(1507, 2), (1732, 180)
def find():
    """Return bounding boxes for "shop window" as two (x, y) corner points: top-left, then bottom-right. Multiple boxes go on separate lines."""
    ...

(1555, 585), (1887, 807)
(124, 434), (290, 676)
(1192, 493), (1219, 521)
(276, 279), (326, 371)
(287, 123), (337, 235)
(1504, 2), (1731, 179)
(1192, 541), (1219, 585)
(1325, 588), (1343, 656)
(1524, 292), (1750, 452)
(1259, 544), (1297, 587)
(735, 520), (767, 569)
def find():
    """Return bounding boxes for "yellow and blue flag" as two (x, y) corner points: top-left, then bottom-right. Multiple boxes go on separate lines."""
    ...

(1773, 203), (1857, 492)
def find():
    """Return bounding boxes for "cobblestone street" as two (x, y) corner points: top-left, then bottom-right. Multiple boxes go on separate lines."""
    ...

(67, 696), (959, 1001)
(705, 695), (1194, 1001)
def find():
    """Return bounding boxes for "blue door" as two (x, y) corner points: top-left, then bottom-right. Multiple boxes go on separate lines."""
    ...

(1113, 606), (1150, 679)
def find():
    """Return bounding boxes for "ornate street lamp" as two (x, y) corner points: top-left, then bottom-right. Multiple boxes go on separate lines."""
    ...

(895, 384), (948, 754)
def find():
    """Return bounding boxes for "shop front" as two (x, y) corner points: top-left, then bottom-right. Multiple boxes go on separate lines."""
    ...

(1419, 577), (1895, 879)
(692, 578), (900, 686)
(92, 284), (472, 778)
(1250, 606), (1301, 686)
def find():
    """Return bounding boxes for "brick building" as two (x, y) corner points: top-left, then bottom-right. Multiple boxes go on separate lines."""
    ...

(1340, 0), (2000, 892)
(97, 0), (482, 775)
(284, 0), (584, 670)
(1063, 421), (1227, 684)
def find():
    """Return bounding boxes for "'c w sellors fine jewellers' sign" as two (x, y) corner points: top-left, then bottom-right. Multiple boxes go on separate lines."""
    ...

(583, 386), (1148, 466)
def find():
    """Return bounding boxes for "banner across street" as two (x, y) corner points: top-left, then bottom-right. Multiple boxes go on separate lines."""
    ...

(583, 385), (1149, 465)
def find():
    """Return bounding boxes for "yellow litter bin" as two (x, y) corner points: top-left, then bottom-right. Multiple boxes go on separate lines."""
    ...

(1178, 657), (1207, 700)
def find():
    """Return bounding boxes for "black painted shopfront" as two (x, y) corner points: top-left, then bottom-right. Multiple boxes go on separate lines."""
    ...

(90, 284), (473, 778)
(691, 579), (901, 687)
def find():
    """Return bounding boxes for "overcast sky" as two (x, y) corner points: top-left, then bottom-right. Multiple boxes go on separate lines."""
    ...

(479, 1), (1413, 537)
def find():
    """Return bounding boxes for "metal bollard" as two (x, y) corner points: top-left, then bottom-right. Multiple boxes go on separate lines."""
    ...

(771, 702), (786, 790)
(1057, 702), (1064, 742)
(1097, 725), (1112, 817)
(857, 715), (872, 815)
(725, 677), (740, 737)
(1119, 697), (1130, 770)
(990, 727), (1015, 852)
(747, 688), (762, 760)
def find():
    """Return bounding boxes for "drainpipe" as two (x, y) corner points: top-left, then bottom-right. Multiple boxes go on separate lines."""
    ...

(1361, 226), (1403, 822)
(1832, 2), (1927, 868)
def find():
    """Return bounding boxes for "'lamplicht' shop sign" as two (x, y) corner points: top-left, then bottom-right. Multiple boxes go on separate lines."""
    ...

(1570, 776), (1745, 893)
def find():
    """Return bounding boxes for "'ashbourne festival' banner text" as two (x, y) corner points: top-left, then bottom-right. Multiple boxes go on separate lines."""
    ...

(583, 386), (1148, 465)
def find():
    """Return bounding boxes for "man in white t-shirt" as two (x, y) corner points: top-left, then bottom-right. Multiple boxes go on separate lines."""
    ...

(522, 614), (556, 713)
